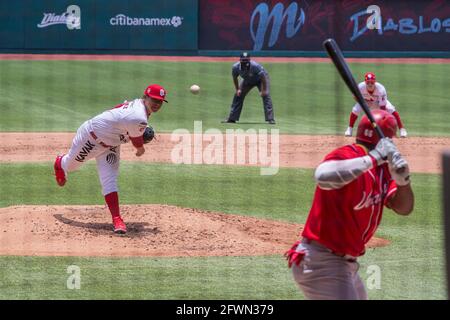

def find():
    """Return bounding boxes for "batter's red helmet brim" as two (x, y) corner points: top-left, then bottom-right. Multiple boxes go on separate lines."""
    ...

(356, 109), (398, 145)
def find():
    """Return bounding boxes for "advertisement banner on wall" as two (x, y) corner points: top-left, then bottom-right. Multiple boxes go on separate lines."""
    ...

(0, 0), (198, 50)
(24, 0), (94, 49)
(95, 0), (197, 50)
(199, 0), (450, 52)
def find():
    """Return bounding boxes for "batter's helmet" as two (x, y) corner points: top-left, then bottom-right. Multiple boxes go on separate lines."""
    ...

(356, 109), (398, 146)
(364, 72), (376, 83)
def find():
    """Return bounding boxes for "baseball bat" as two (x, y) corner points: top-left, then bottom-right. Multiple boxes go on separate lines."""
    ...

(323, 38), (407, 173)
(322, 38), (385, 139)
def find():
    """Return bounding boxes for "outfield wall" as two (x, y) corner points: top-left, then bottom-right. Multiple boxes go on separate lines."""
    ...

(0, 0), (198, 53)
(199, 0), (450, 52)
(0, 0), (449, 57)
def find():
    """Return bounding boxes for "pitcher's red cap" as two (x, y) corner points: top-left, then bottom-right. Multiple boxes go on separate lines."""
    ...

(144, 84), (168, 103)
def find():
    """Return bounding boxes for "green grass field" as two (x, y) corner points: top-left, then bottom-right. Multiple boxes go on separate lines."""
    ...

(0, 164), (445, 299)
(0, 60), (447, 299)
(0, 61), (449, 135)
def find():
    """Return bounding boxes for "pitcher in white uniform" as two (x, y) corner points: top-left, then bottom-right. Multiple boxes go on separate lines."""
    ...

(53, 84), (168, 234)
(344, 72), (408, 138)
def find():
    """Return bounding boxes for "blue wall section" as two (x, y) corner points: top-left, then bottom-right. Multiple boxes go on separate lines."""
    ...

(0, 0), (198, 51)
(0, 1), (25, 49)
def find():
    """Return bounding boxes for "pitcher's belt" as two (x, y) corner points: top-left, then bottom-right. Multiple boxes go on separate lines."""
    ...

(90, 131), (113, 148)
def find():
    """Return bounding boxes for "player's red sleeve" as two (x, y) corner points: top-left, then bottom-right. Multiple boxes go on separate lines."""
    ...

(384, 179), (398, 206)
(111, 103), (126, 110)
(130, 136), (144, 148)
(392, 111), (404, 129)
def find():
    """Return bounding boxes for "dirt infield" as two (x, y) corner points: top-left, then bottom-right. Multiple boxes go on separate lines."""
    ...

(1, 132), (448, 173)
(0, 131), (441, 257)
(0, 204), (389, 257)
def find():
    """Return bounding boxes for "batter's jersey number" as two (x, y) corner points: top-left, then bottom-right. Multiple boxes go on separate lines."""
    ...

(364, 129), (374, 138)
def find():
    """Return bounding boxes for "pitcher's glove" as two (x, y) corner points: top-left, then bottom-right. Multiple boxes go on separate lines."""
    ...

(143, 126), (155, 144)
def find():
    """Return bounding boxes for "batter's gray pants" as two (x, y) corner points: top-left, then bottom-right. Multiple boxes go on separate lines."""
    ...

(291, 239), (368, 300)
(227, 78), (274, 122)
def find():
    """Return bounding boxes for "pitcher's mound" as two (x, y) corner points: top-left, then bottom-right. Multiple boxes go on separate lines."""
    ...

(0, 205), (389, 257)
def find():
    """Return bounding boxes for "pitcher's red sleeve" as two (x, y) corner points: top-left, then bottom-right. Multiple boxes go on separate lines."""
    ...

(130, 136), (144, 148)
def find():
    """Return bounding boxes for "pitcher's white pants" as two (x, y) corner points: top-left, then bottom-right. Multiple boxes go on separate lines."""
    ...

(60, 121), (121, 196)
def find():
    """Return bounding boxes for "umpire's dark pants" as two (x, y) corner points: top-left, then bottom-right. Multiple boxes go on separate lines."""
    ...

(227, 77), (275, 122)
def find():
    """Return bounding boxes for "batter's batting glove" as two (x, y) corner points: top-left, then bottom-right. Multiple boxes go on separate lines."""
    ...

(369, 138), (398, 166)
(284, 240), (305, 268)
(389, 152), (411, 186)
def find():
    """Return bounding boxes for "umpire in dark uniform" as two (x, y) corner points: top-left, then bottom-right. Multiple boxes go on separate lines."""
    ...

(222, 52), (275, 124)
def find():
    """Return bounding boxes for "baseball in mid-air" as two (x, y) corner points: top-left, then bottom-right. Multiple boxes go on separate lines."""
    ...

(190, 84), (200, 94)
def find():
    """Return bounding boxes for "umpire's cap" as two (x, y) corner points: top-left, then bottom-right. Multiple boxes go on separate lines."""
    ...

(240, 52), (251, 61)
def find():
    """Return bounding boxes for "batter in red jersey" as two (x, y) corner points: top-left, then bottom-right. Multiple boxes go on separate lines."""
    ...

(53, 84), (168, 234)
(345, 72), (408, 138)
(286, 110), (414, 300)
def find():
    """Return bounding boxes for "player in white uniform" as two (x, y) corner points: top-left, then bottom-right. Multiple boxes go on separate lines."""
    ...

(53, 84), (168, 234)
(345, 72), (408, 138)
